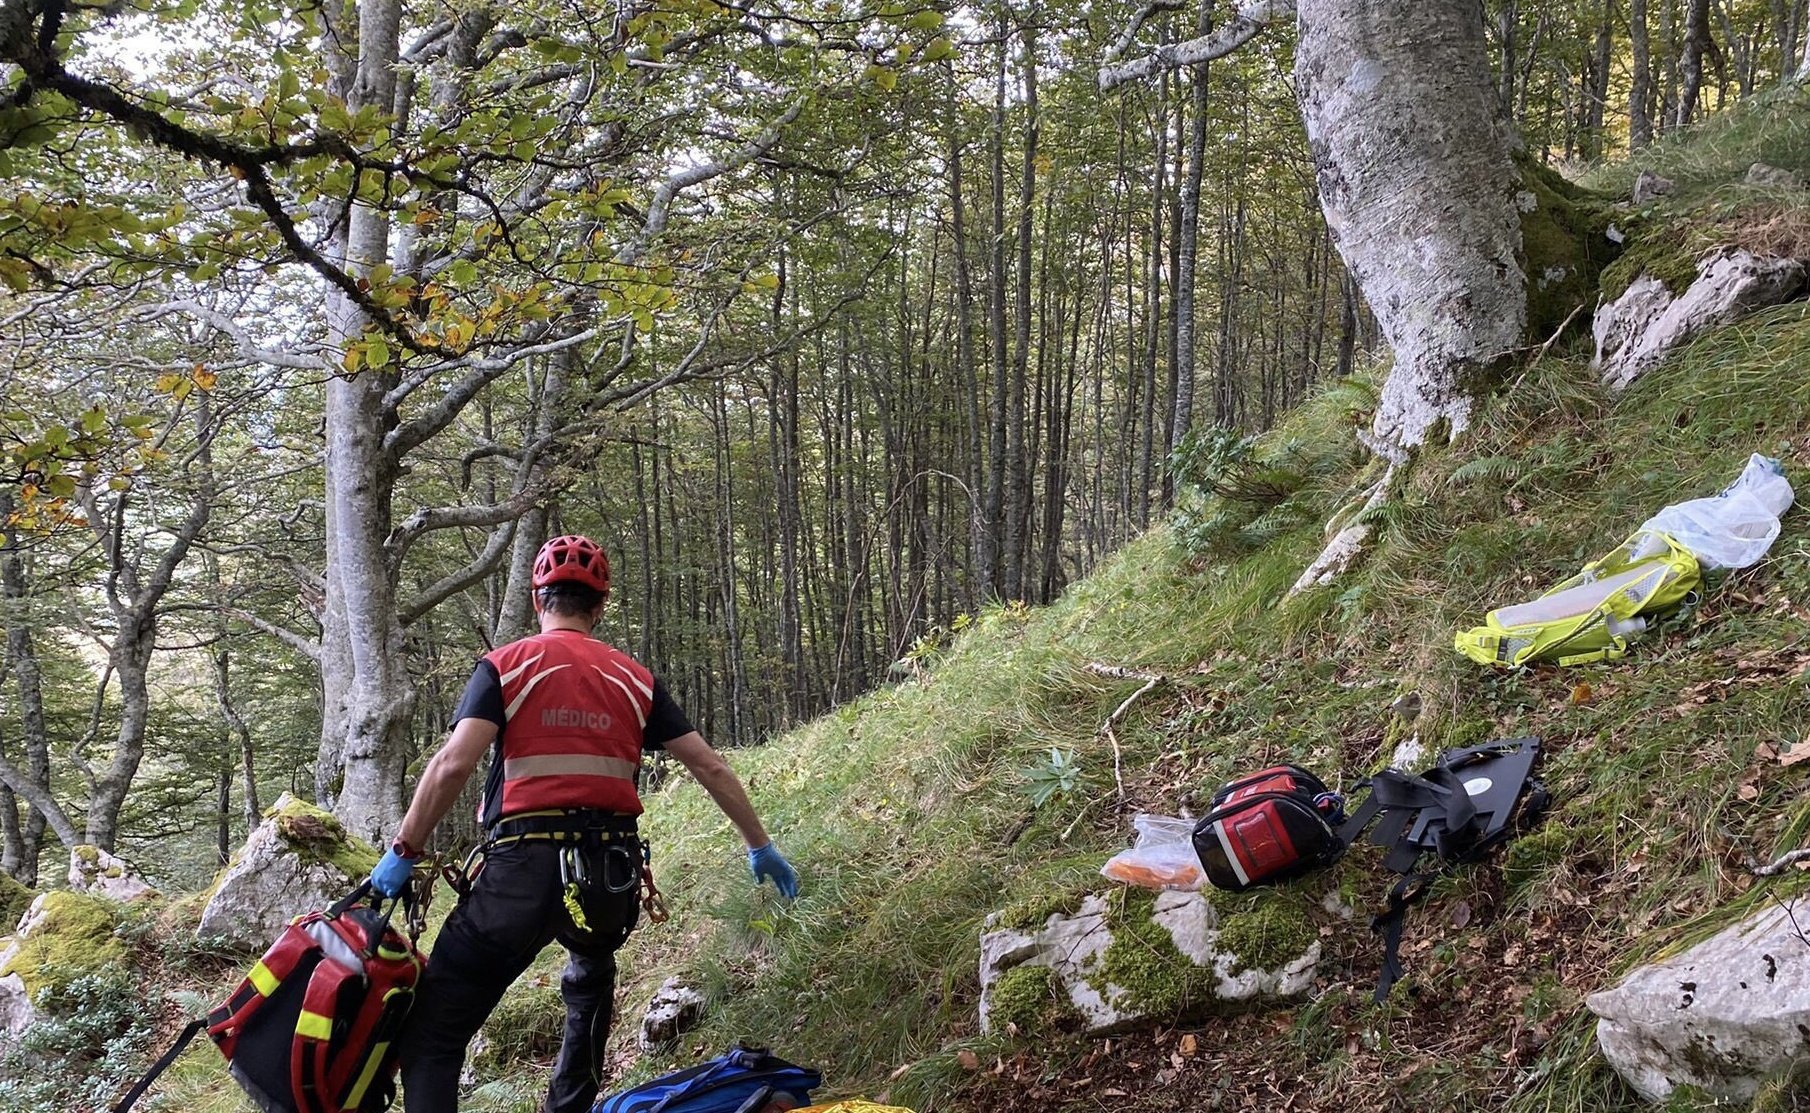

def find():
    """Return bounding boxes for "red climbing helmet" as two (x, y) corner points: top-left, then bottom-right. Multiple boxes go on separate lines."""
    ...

(532, 534), (611, 596)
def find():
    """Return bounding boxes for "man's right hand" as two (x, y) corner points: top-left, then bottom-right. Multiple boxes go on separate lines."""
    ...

(370, 847), (417, 897)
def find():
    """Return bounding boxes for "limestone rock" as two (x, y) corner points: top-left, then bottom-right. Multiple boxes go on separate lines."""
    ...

(0, 891), (128, 1037)
(1632, 170), (1675, 205)
(198, 793), (380, 950)
(0, 929), (29, 1037)
(639, 977), (707, 1050)
(0, 870), (35, 934)
(1588, 900), (1810, 1103)
(977, 890), (1319, 1036)
(68, 845), (157, 903)
(1594, 248), (1807, 391)
(1745, 162), (1806, 190)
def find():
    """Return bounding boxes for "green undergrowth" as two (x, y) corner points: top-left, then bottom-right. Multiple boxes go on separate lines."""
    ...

(1585, 85), (1810, 303)
(549, 304), (1810, 1113)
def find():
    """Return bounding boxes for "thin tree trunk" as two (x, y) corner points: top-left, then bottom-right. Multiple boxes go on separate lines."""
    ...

(1171, 2), (1212, 456)
(0, 488), (52, 880)
(946, 70), (984, 608)
(981, 29), (1010, 599)
(1632, 0), (1655, 146)
(1003, 21), (1038, 602)
(1678, 0), (1714, 124)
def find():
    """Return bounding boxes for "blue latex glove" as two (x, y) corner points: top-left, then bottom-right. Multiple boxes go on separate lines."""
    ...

(370, 848), (417, 897)
(748, 842), (798, 899)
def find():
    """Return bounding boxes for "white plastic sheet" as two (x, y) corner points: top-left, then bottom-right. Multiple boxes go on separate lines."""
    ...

(1636, 453), (1795, 570)
(1100, 813), (1202, 891)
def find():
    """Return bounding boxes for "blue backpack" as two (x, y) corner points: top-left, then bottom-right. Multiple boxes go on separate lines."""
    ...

(594, 1045), (822, 1113)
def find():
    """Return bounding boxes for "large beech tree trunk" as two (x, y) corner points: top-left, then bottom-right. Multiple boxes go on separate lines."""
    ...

(1294, 0), (1527, 455)
(318, 0), (413, 841)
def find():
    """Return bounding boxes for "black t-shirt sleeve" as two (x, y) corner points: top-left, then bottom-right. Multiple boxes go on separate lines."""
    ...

(642, 675), (694, 751)
(453, 659), (506, 730)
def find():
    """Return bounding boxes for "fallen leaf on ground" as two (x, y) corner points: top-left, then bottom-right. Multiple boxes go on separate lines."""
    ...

(1179, 1033), (1198, 1057)
(957, 1049), (979, 1072)
(1781, 740), (1810, 767)
(1738, 781), (1761, 801)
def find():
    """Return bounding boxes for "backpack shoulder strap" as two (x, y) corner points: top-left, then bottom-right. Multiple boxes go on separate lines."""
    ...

(111, 1019), (207, 1113)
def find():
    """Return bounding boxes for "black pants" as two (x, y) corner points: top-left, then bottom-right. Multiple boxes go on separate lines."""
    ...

(399, 838), (641, 1113)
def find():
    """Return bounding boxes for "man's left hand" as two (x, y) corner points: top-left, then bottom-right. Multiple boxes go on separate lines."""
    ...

(748, 842), (799, 899)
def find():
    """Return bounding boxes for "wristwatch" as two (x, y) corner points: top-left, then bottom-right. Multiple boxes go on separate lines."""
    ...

(391, 836), (423, 860)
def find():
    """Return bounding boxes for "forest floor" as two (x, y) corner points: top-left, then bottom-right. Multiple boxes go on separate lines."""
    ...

(136, 92), (1810, 1113)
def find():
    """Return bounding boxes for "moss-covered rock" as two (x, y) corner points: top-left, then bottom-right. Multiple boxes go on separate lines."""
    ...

(1517, 153), (1623, 340)
(270, 795), (381, 878)
(1216, 894), (1318, 976)
(0, 891), (128, 998)
(0, 870), (36, 933)
(1089, 890), (1218, 1018)
(993, 887), (1091, 933)
(988, 963), (1081, 1035)
(197, 792), (381, 950)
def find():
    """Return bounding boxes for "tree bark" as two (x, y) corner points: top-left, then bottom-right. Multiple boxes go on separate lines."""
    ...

(981, 30), (1010, 599)
(318, 0), (416, 841)
(1003, 21), (1038, 602)
(1294, 0), (1527, 454)
(1632, 0), (1655, 146)
(1171, 2), (1212, 455)
(0, 488), (51, 881)
(1678, 0), (1714, 124)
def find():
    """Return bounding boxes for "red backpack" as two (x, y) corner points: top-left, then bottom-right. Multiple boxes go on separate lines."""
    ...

(114, 884), (425, 1113)
(1192, 764), (1348, 891)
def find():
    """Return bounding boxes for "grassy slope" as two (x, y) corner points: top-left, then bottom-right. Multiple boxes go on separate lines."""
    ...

(584, 94), (1810, 1113)
(135, 93), (1810, 1113)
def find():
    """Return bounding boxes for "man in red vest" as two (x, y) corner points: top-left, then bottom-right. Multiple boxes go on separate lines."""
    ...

(369, 534), (798, 1112)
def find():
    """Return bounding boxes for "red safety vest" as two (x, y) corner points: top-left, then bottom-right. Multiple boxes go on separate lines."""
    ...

(481, 629), (656, 819)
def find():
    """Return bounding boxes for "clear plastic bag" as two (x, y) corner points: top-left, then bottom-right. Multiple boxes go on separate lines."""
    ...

(1100, 814), (1203, 891)
(1636, 454), (1796, 570)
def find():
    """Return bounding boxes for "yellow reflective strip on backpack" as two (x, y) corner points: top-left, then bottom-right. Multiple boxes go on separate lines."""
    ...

(344, 1041), (390, 1107)
(248, 960), (280, 997)
(295, 1010), (334, 1042)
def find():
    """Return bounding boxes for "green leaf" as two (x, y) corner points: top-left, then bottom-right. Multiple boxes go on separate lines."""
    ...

(906, 10), (944, 31)
(367, 338), (391, 368)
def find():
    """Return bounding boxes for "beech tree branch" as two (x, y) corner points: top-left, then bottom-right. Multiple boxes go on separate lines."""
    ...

(1098, 0), (1294, 90)
(1103, 0), (1187, 63)
(225, 607), (323, 662)
(399, 519), (518, 626)
(0, 750), (79, 849)
(620, 95), (809, 263)
(382, 328), (598, 459)
(385, 480), (547, 559)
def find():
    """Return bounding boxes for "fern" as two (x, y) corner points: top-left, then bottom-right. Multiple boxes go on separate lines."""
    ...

(1448, 454), (1523, 488)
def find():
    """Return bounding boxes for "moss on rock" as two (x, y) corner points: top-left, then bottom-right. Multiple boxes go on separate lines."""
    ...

(1599, 226), (1704, 302)
(0, 869), (36, 932)
(1502, 817), (1610, 891)
(268, 795), (380, 878)
(995, 887), (1090, 933)
(0, 891), (128, 997)
(1517, 153), (1622, 340)
(1216, 893), (1317, 976)
(989, 963), (1080, 1036)
(1089, 890), (1215, 1017)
